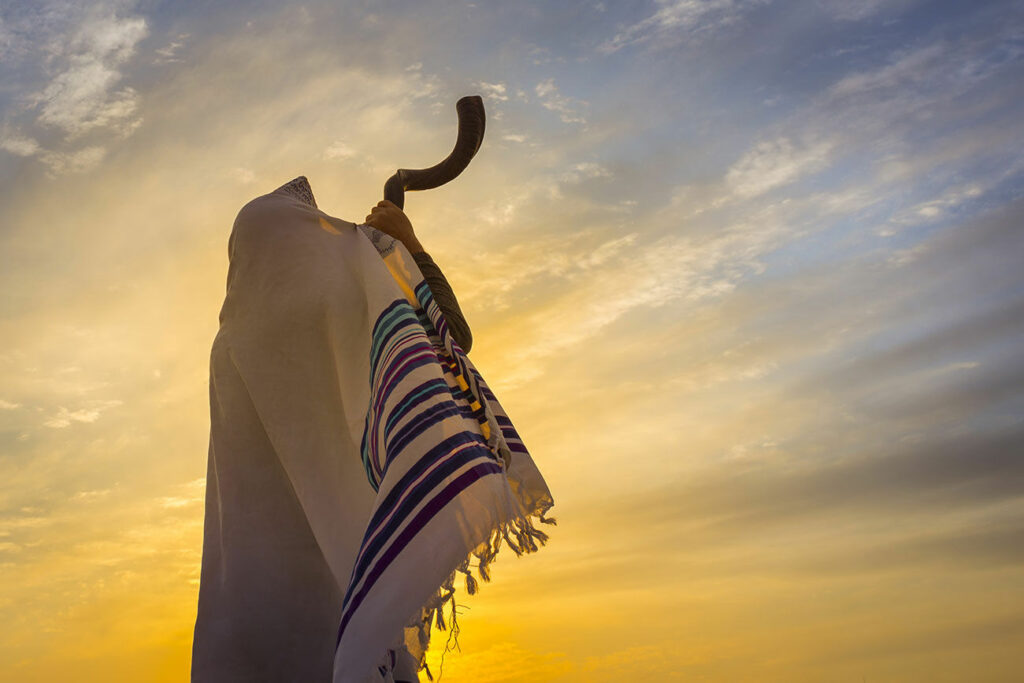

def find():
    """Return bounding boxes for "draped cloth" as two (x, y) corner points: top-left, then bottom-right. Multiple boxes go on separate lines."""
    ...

(192, 179), (555, 682)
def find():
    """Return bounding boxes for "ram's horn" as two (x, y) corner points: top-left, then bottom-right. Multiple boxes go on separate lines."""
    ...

(383, 95), (486, 210)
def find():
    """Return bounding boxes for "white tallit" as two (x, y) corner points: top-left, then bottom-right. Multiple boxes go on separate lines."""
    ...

(192, 178), (555, 682)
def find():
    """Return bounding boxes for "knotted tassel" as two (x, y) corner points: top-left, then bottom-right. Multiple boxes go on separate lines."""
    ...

(435, 605), (446, 631)
(501, 527), (522, 555)
(527, 524), (549, 545)
(457, 562), (478, 595)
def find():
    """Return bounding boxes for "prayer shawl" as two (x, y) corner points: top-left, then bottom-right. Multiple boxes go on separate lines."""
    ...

(192, 178), (555, 683)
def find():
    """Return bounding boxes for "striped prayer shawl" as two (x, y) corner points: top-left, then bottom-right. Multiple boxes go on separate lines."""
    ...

(193, 183), (553, 683)
(331, 224), (555, 681)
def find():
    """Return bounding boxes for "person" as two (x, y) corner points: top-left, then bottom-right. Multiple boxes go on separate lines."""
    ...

(363, 199), (473, 354)
(192, 176), (553, 683)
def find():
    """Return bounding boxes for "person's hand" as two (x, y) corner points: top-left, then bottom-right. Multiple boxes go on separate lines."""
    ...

(364, 200), (424, 254)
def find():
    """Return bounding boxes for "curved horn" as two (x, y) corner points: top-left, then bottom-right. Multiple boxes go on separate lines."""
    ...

(383, 95), (486, 210)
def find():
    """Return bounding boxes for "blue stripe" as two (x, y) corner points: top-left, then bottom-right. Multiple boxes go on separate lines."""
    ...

(371, 326), (422, 381)
(337, 459), (503, 648)
(375, 348), (437, 412)
(384, 379), (451, 434)
(387, 402), (464, 461)
(370, 305), (419, 367)
(371, 311), (422, 378)
(343, 434), (493, 604)
(361, 416), (377, 490)
(366, 350), (443, 483)
(370, 300), (412, 359)
(361, 431), (485, 548)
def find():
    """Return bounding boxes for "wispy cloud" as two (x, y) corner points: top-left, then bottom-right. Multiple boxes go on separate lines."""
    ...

(0, 133), (40, 157)
(38, 145), (108, 174)
(598, 0), (764, 53)
(73, 488), (112, 502)
(29, 12), (147, 138)
(0, 3), (148, 175)
(725, 137), (833, 199)
(817, 0), (902, 21)
(475, 80), (509, 102)
(323, 140), (358, 161)
(154, 33), (188, 64)
(827, 42), (976, 99)
(534, 78), (588, 124)
(43, 399), (122, 429)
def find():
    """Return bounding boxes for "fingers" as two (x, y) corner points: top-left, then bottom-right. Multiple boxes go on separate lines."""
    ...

(366, 200), (400, 224)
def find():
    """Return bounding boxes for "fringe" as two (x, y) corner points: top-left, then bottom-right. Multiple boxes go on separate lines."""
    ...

(406, 278), (556, 681)
(410, 502), (556, 681)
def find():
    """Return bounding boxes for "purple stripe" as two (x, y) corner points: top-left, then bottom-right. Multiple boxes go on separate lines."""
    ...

(372, 326), (422, 383)
(370, 309), (418, 378)
(336, 461), (503, 648)
(374, 346), (436, 415)
(369, 349), (437, 468)
(386, 402), (463, 462)
(349, 439), (483, 574)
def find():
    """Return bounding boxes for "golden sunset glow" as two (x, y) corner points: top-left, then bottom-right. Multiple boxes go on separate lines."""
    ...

(2, 1), (1023, 681)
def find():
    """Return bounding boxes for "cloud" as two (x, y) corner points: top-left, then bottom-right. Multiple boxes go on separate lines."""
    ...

(534, 78), (588, 124)
(558, 161), (612, 182)
(546, 161), (612, 198)
(804, 523), (1024, 575)
(43, 399), (122, 428)
(608, 425), (1024, 543)
(29, 13), (148, 138)
(158, 496), (199, 509)
(0, 134), (40, 157)
(472, 211), (791, 387)
(818, 31), (1023, 150)
(828, 612), (1024, 662)
(0, 400), (22, 410)
(475, 81), (509, 102)
(73, 489), (111, 502)
(725, 137), (833, 199)
(598, 0), (764, 53)
(323, 140), (357, 161)
(0, 5), (149, 175)
(37, 144), (107, 174)
(829, 44), (946, 98)
(229, 166), (256, 184)
(154, 33), (188, 64)
(158, 477), (206, 509)
(817, 0), (916, 21)
(807, 297), (1024, 401)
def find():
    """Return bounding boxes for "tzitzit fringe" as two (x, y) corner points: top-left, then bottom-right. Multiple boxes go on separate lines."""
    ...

(413, 504), (557, 681)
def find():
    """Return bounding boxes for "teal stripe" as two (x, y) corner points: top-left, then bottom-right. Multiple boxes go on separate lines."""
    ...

(370, 326), (422, 380)
(370, 305), (420, 370)
(370, 304), (413, 357)
(385, 379), (449, 434)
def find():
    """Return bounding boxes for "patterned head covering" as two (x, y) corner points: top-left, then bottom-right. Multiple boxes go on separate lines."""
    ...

(273, 175), (318, 208)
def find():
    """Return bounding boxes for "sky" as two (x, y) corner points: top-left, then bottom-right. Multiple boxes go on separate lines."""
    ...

(1, 0), (1023, 680)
